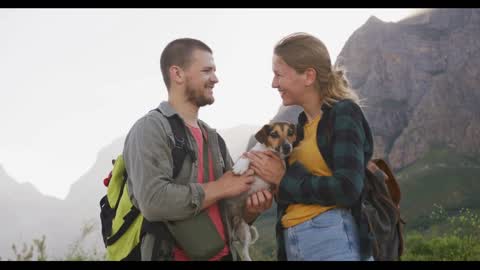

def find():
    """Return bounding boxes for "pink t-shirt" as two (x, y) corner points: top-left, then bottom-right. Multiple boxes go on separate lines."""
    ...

(173, 125), (230, 261)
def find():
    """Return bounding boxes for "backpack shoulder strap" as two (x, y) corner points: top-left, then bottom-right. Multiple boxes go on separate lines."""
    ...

(153, 108), (196, 179)
(139, 109), (193, 256)
(216, 132), (228, 172)
(372, 159), (401, 207)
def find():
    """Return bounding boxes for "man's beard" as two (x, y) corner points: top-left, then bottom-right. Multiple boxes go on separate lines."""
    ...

(186, 84), (214, 107)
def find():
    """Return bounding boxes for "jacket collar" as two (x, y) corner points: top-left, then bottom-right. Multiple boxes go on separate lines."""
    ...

(157, 101), (215, 137)
(296, 102), (331, 128)
(157, 101), (177, 118)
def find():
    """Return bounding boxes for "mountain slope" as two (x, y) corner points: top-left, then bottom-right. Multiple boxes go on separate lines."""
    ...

(336, 9), (480, 170)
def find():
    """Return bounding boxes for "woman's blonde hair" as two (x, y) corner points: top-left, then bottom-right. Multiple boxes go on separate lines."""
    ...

(274, 32), (360, 107)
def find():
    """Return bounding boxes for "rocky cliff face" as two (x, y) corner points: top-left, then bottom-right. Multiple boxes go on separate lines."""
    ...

(273, 9), (480, 171)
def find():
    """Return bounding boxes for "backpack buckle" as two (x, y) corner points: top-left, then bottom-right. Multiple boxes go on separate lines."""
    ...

(173, 135), (197, 162)
(174, 135), (185, 149)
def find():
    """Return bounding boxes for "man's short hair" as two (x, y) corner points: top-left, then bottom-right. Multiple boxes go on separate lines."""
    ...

(160, 38), (212, 90)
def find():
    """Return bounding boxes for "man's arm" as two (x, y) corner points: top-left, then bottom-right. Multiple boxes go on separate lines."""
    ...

(124, 115), (255, 221)
(124, 115), (207, 222)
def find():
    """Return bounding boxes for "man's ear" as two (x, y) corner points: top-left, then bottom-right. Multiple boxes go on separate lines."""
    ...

(255, 124), (271, 144)
(169, 65), (184, 85)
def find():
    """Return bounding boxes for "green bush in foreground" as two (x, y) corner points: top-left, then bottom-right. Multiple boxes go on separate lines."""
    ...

(402, 205), (480, 261)
(4, 205), (479, 261)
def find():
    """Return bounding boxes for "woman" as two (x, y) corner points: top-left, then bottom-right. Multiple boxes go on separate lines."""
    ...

(246, 32), (375, 261)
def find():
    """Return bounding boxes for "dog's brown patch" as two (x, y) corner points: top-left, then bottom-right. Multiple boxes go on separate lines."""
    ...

(255, 122), (296, 152)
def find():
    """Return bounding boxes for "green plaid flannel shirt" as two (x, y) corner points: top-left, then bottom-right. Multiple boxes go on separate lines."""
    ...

(275, 99), (374, 261)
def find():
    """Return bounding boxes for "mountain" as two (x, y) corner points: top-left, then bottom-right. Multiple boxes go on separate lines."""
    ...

(0, 165), (66, 260)
(64, 137), (125, 223)
(269, 9), (480, 172)
(0, 124), (258, 259)
(264, 9), (480, 228)
(336, 8), (480, 170)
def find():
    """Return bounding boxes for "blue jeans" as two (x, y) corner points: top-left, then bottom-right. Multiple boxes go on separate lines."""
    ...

(283, 208), (374, 261)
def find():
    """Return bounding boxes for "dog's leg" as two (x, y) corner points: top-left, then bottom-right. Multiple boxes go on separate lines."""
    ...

(241, 222), (253, 261)
(232, 156), (251, 175)
(233, 142), (270, 176)
(249, 225), (259, 245)
(234, 219), (254, 261)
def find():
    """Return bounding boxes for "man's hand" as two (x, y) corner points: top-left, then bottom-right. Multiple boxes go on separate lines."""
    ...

(246, 150), (285, 186)
(243, 189), (274, 224)
(218, 169), (256, 198)
(200, 169), (255, 210)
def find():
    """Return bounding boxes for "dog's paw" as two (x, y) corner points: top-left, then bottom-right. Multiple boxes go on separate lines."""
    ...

(232, 157), (250, 175)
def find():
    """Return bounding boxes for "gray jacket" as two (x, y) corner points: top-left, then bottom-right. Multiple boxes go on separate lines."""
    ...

(123, 101), (236, 260)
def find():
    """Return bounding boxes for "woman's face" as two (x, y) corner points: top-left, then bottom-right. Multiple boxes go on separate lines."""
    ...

(271, 54), (306, 106)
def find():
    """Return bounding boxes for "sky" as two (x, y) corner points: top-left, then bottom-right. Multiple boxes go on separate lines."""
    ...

(0, 8), (422, 199)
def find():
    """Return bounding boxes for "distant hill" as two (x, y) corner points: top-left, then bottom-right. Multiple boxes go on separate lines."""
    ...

(0, 124), (259, 259)
(0, 165), (67, 259)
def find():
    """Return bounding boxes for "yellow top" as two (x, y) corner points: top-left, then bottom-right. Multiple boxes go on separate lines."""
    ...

(281, 113), (336, 228)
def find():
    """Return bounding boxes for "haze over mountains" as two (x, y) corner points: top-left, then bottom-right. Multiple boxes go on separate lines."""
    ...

(0, 125), (260, 259)
(2, 9), (479, 259)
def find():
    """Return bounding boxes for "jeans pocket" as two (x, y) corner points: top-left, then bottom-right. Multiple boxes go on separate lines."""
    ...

(310, 209), (343, 228)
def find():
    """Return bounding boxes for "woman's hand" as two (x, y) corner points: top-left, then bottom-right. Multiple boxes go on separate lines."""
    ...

(243, 189), (273, 224)
(245, 150), (286, 186)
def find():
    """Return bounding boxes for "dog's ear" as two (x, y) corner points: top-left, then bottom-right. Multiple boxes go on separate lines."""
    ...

(255, 124), (271, 144)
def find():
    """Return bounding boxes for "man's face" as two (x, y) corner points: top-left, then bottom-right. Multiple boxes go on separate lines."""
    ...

(184, 49), (219, 107)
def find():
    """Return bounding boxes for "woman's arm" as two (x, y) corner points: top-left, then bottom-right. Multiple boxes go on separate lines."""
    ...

(249, 101), (368, 208)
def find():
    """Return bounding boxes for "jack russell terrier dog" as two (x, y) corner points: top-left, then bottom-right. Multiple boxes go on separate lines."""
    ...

(226, 122), (297, 261)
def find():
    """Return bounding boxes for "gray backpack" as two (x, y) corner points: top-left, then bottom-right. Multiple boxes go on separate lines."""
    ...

(323, 102), (405, 261)
(362, 159), (405, 261)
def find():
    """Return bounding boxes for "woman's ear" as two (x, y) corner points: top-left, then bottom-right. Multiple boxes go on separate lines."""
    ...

(304, 68), (317, 87)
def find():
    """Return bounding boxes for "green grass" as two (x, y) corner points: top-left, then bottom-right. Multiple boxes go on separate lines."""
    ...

(403, 232), (480, 261)
(249, 208), (277, 261)
(402, 206), (480, 261)
(397, 147), (480, 231)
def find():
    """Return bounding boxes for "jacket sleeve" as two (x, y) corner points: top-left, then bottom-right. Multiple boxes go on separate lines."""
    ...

(277, 102), (367, 208)
(123, 114), (205, 222)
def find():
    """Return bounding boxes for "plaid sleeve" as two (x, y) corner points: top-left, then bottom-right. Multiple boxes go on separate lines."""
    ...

(277, 101), (366, 208)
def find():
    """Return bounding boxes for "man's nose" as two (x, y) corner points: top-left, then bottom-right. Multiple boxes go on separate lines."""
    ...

(211, 73), (219, 84)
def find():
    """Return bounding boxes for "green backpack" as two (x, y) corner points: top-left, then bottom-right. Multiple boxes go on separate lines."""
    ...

(99, 109), (227, 260)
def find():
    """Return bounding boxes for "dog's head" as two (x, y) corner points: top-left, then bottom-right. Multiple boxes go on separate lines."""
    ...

(255, 122), (297, 159)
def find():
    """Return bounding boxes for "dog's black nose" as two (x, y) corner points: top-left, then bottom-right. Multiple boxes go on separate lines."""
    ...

(282, 144), (292, 155)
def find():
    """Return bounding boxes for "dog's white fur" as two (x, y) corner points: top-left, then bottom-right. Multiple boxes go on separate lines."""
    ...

(227, 141), (292, 261)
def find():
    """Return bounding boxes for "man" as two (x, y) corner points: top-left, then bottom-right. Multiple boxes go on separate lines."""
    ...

(123, 38), (273, 261)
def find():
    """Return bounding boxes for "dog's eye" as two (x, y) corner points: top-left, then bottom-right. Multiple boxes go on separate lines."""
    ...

(269, 132), (279, 138)
(288, 129), (294, 136)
